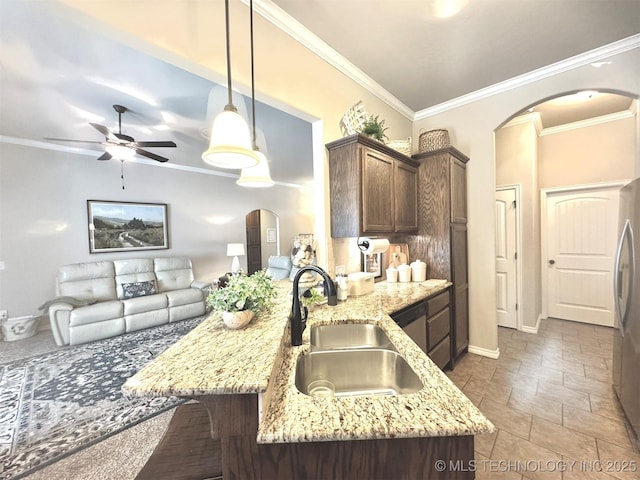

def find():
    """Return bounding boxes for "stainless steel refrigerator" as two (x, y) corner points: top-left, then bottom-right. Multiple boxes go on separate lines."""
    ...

(613, 177), (640, 449)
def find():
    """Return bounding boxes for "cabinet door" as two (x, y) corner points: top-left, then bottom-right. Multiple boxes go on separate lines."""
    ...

(362, 148), (394, 233)
(394, 161), (418, 233)
(450, 158), (467, 224)
(451, 224), (469, 358)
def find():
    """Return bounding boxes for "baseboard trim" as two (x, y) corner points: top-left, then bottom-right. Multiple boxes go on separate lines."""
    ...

(468, 345), (500, 359)
(520, 315), (542, 335)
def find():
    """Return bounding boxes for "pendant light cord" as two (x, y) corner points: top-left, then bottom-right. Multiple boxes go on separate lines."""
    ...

(224, 0), (235, 110)
(250, 0), (257, 150)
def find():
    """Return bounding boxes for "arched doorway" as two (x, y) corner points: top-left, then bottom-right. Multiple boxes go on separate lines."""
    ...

(245, 209), (280, 274)
(494, 90), (637, 331)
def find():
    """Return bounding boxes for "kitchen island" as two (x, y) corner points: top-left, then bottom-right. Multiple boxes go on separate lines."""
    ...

(124, 279), (493, 479)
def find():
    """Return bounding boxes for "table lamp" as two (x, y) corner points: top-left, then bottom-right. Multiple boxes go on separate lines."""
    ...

(227, 243), (245, 274)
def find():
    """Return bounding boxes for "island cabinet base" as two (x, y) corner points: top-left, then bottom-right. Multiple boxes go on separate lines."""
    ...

(199, 395), (476, 480)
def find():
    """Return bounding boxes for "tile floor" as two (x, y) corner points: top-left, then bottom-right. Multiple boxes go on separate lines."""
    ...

(447, 318), (640, 480)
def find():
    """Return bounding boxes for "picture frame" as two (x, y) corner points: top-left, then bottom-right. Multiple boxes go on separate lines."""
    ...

(266, 227), (277, 243)
(362, 252), (382, 278)
(385, 243), (410, 268)
(87, 200), (169, 253)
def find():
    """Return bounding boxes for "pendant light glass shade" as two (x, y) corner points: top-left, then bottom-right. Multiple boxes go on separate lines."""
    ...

(202, 106), (259, 169)
(201, 0), (258, 170)
(236, 149), (274, 187)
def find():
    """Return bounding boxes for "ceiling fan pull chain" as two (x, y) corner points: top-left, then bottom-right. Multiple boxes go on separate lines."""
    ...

(120, 159), (125, 190)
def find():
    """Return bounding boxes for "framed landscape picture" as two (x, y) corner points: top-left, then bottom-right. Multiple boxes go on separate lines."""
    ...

(87, 200), (169, 253)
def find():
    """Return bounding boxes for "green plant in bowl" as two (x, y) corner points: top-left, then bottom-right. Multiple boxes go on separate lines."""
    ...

(359, 114), (389, 142)
(207, 270), (276, 316)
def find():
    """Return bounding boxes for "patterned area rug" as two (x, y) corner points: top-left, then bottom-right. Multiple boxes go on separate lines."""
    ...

(0, 315), (205, 480)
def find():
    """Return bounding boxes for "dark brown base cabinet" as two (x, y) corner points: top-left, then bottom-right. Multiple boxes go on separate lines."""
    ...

(392, 288), (452, 370)
(197, 394), (475, 480)
(413, 147), (470, 366)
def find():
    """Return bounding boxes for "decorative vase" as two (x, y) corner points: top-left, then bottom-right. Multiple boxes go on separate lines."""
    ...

(291, 233), (317, 283)
(222, 310), (255, 329)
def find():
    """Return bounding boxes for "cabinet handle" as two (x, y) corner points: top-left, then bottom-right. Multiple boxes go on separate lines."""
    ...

(548, 259), (555, 265)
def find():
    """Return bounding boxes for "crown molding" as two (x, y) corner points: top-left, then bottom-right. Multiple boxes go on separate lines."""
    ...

(415, 34), (640, 120)
(250, 0), (414, 121)
(540, 109), (635, 136)
(503, 112), (543, 135)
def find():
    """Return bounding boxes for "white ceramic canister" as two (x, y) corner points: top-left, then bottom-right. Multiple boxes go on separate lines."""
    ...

(386, 267), (398, 283)
(410, 259), (427, 282)
(397, 264), (411, 283)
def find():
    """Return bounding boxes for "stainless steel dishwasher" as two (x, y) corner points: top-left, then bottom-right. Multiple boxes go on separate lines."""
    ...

(391, 302), (427, 354)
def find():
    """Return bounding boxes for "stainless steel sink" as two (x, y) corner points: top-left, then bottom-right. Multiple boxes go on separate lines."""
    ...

(295, 349), (424, 398)
(310, 323), (394, 351)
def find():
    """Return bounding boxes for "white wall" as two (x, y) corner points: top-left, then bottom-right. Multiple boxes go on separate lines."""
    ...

(0, 142), (313, 319)
(539, 116), (636, 188)
(414, 48), (640, 355)
(496, 117), (541, 330)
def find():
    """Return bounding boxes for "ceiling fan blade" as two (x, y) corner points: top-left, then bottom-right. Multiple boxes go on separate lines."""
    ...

(44, 137), (103, 144)
(97, 152), (112, 161)
(90, 123), (118, 141)
(114, 132), (135, 143)
(136, 148), (169, 163)
(136, 141), (177, 148)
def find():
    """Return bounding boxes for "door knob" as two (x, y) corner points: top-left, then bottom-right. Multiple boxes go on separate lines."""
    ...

(548, 259), (555, 265)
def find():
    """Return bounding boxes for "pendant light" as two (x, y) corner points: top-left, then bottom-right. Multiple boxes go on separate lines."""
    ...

(237, 0), (274, 188)
(202, 0), (258, 169)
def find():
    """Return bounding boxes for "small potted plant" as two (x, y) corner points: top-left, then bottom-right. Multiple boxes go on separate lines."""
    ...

(301, 287), (326, 310)
(358, 114), (389, 142)
(207, 270), (276, 329)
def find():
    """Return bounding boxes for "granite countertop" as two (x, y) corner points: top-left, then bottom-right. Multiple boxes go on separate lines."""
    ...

(123, 279), (494, 443)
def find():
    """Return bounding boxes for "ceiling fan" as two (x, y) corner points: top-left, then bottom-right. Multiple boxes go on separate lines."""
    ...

(46, 104), (176, 163)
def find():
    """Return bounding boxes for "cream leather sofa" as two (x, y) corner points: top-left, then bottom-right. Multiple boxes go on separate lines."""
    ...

(48, 256), (209, 346)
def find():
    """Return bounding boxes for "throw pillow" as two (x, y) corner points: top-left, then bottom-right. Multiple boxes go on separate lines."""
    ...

(122, 281), (157, 299)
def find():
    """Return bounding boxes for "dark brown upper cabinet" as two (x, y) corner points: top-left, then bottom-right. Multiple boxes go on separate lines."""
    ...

(327, 134), (418, 238)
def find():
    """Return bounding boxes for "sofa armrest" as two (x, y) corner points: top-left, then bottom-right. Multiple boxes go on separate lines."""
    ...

(49, 303), (73, 346)
(191, 280), (212, 292)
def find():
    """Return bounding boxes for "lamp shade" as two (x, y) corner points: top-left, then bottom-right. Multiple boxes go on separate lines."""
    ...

(236, 150), (274, 188)
(226, 243), (245, 256)
(202, 109), (259, 169)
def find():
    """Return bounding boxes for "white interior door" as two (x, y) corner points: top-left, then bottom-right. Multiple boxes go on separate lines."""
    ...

(545, 187), (620, 326)
(496, 188), (518, 329)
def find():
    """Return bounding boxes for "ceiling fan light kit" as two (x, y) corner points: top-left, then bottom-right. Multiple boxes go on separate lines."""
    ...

(202, 0), (259, 170)
(105, 144), (136, 160)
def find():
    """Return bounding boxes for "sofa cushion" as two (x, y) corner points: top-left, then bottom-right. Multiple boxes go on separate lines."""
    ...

(122, 293), (168, 315)
(122, 280), (157, 299)
(125, 309), (169, 332)
(69, 300), (123, 327)
(266, 255), (292, 280)
(155, 257), (195, 292)
(166, 288), (203, 307)
(57, 261), (116, 301)
(114, 258), (157, 299)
